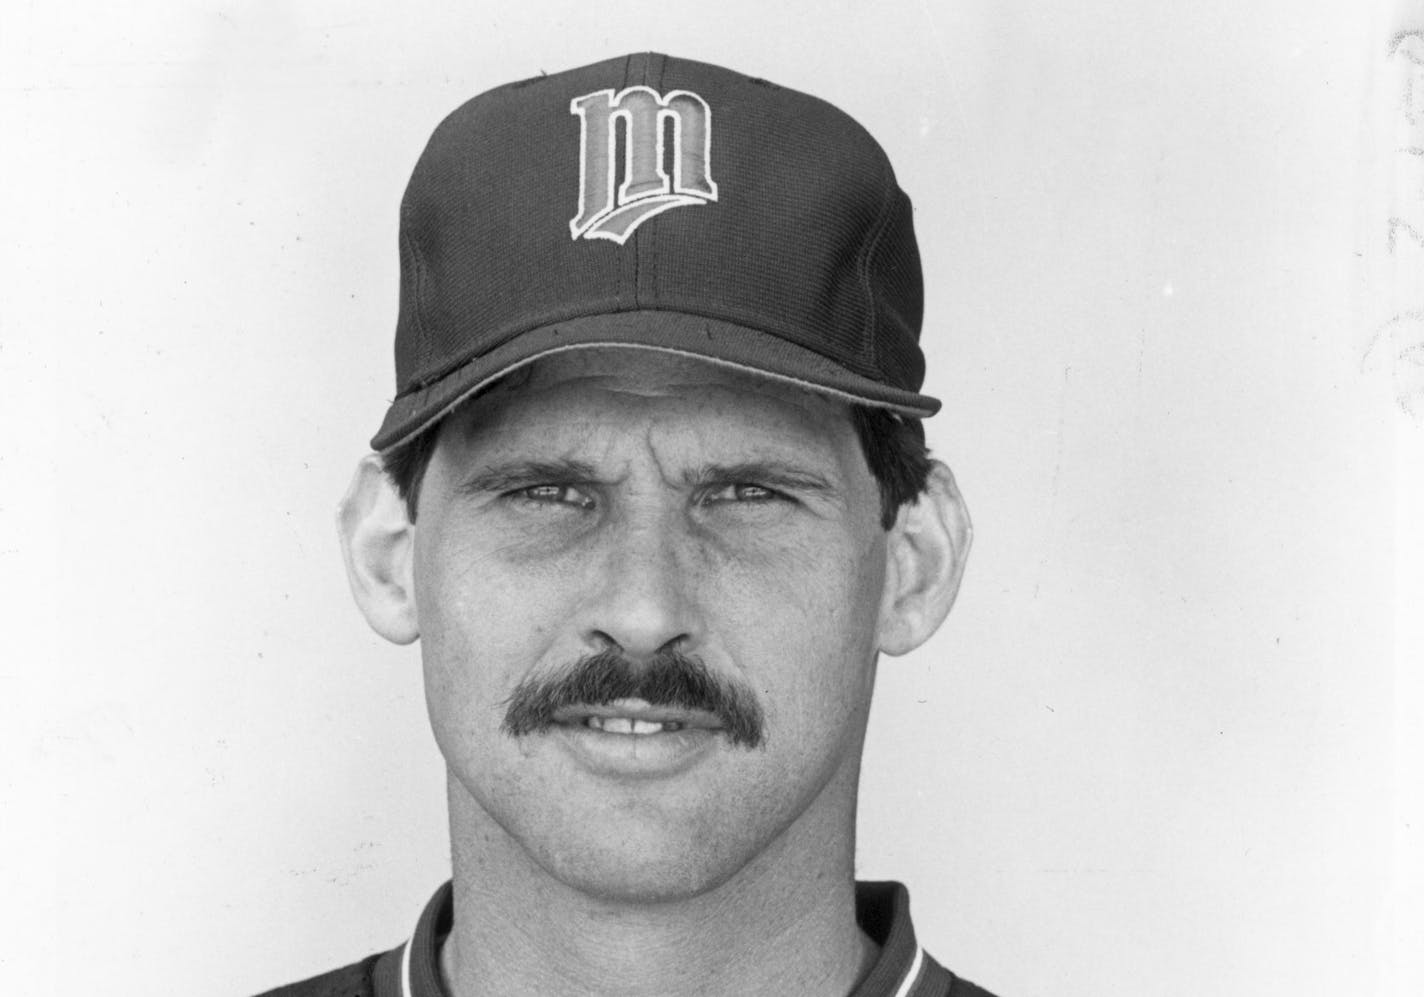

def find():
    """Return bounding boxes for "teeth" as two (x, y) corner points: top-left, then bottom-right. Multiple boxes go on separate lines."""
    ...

(582, 716), (685, 734)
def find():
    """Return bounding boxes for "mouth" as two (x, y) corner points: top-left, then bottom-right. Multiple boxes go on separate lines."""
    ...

(551, 699), (724, 737)
(581, 716), (685, 734)
(544, 699), (728, 778)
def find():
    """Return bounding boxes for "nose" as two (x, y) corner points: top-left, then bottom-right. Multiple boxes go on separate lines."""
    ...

(580, 509), (701, 659)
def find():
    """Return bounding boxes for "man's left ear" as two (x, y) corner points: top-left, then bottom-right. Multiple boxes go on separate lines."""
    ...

(877, 461), (973, 656)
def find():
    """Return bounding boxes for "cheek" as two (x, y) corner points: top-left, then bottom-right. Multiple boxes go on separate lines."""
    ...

(416, 513), (566, 642)
(412, 524), (569, 748)
(706, 534), (886, 730)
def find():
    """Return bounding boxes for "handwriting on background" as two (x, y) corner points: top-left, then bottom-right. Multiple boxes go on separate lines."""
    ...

(1366, 30), (1424, 419)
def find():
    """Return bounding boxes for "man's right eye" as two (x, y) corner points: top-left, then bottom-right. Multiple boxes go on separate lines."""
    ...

(510, 484), (596, 510)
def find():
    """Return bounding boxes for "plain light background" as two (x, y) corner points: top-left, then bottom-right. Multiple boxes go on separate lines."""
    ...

(3, 2), (1422, 995)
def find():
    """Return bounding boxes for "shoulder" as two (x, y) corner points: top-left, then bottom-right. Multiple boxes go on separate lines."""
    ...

(249, 953), (381, 997)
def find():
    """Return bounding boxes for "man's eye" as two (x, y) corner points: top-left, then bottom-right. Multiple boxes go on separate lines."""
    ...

(512, 484), (595, 510)
(704, 483), (780, 504)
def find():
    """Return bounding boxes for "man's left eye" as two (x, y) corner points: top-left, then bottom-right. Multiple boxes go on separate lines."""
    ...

(704, 483), (780, 504)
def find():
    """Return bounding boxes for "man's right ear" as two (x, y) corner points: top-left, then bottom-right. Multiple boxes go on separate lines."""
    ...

(337, 455), (420, 645)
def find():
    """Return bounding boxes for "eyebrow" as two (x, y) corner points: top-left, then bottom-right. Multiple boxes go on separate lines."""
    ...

(454, 457), (838, 497)
(684, 461), (837, 495)
(455, 458), (600, 496)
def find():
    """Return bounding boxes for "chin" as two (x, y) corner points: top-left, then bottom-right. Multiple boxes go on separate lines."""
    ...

(542, 843), (744, 905)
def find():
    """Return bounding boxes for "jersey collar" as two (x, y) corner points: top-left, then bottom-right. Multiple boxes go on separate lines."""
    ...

(379, 879), (929, 997)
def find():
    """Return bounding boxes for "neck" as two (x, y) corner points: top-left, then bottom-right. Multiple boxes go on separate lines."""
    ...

(438, 768), (878, 997)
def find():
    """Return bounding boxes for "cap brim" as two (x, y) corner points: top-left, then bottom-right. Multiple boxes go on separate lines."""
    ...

(370, 310), (941, 451)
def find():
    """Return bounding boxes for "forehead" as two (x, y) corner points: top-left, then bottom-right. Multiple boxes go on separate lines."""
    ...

(442, 348), (858, 458)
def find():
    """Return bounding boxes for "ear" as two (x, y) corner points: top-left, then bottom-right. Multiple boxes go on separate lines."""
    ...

(876, 460), (973, 656)
(337, 455), (420, 645)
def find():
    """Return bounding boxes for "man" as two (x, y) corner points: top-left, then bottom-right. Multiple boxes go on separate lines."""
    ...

(262, 52), (992, 997)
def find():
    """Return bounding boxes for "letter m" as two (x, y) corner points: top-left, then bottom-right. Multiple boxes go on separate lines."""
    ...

(569, 86), (718, 244)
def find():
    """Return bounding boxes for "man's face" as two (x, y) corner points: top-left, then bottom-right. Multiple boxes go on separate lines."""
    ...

(409, 349), (894, 902)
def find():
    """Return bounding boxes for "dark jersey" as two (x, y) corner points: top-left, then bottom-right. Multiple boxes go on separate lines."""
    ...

(256, 880), (999, 997)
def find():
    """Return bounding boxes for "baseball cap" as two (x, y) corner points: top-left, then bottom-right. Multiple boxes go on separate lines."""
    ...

(371, 51), (940, 452)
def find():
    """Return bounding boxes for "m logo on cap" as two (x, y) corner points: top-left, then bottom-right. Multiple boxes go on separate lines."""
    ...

(569, 86), (718, 244)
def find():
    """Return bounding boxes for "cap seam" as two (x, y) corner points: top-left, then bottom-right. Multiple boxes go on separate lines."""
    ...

(856, 150), (899, 380)
(399, 208), (433, 380)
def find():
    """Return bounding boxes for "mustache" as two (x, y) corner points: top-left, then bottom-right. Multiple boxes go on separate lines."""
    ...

(501, 647), (765, 748)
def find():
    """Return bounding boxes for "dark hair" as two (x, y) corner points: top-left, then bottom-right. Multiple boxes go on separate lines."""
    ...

(848, 406), (933, 529)
(382, 404), (930, 531)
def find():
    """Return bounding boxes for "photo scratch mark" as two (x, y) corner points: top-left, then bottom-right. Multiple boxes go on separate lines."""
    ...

(1370, 28), (1424, 421)
(1389, 217), (1424, 253)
